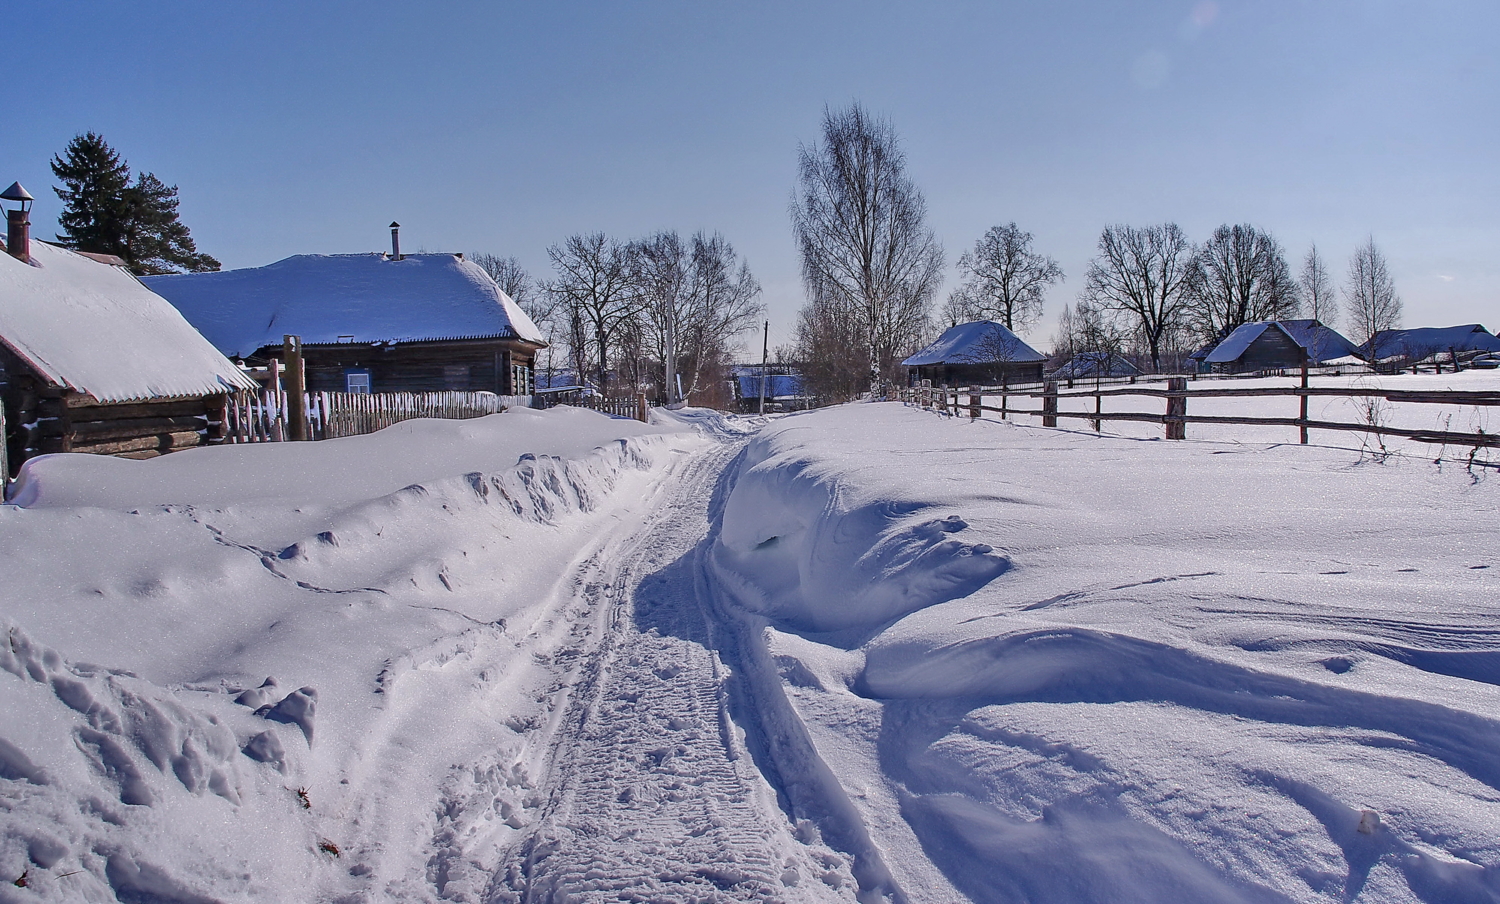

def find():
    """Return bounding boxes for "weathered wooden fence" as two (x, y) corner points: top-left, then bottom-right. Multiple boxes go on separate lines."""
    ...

(901, 376), (1500, 450)
(223, 390), (531, 444)
(535, 388), (650, 422)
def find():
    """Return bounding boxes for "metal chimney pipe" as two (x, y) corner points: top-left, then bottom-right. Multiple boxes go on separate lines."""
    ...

(389, 221), (401, 260)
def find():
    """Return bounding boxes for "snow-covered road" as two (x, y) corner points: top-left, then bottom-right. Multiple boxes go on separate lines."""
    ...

(490, 441), (831, 902)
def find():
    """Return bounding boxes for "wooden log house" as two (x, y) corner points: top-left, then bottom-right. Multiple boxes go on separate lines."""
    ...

(902, 321), (1047, 387)
(145, 239), (547, 397)
(1200, 320), (1359, 374)
(0, 237), (257, 470)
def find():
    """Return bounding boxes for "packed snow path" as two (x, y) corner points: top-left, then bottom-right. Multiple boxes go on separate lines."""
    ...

(489, 440), (851, 903)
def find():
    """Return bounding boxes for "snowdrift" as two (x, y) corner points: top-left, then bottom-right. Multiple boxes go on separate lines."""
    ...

(710, 402), (1500, 903)
(0, 407), (705, 902)
(712, 415), (1010, 634)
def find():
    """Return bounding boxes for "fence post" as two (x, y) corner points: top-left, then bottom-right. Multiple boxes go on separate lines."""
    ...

(1165, 376), (1187, 440)
(637, 391), (648, 423)
(207, 394), (228, 445)
(0, 403), (8, 490)
(1299, 362), (1310, 444)
(1042, 380), (1058, 428)
(1093, 392), (1102, 433)
(969, 387), (980, 420)
(283, 335), (308, 441)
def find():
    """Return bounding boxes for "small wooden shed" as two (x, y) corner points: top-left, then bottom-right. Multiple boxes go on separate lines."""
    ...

(0, 239), (256, 469)
(902, 321), (1046, 387)
(145, 252), (547, 396)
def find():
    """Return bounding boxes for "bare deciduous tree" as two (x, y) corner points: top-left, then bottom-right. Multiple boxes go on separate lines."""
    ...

(629, 230), (763, 404)
(1050, 299), (1128, 374)
(1298, 243), (1337, 327)
(792, 293), (867, 405)
(470, 253), (533, 309)
(1185, 224), (1299, 345)
(546, 233), (641, 394)
(471, 253), (567, 386)
(1080, 223), (1194, 372)
(791, 102), (944, 396)
(1343, 237), (1402, 358)
(946, 223), (1062, 333)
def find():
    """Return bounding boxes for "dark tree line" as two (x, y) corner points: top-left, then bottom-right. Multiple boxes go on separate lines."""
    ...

(51, 132), (219, 275)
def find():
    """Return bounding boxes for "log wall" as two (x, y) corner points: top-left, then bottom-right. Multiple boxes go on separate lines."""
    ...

(0, 346), (222, 465)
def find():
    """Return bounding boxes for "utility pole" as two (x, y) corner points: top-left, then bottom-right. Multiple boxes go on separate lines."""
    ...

(664, 300), (677, 406)
(759, 320), (769, 416)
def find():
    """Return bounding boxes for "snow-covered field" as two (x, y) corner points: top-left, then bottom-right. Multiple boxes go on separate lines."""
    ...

(1, 377), (1496, 903)
(1047, 370), (1497, 460)
(711, 379), (1499, 903)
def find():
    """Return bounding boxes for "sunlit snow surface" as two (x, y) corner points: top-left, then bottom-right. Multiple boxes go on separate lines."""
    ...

(710, 393), (1499, 903)
(1, 385), (1497, 903)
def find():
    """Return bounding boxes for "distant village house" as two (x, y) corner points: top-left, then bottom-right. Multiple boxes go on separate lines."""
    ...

(1194, 320), (1359, 374)
(902, 321), (1046, 387)
(1370, 324), (1500, 370)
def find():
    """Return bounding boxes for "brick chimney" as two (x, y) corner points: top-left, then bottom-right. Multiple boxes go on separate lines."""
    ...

(1, 182), (33, 263)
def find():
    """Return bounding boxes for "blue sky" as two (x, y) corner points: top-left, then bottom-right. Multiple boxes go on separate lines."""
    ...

(7, 1), (1496, 353)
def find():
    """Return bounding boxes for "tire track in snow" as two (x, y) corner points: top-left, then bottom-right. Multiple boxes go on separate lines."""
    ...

(490, 441), (850, 904)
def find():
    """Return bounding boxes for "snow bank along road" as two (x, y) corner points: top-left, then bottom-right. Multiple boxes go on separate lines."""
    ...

(2, 397), (1499, 903)
(0, 407), (893, 903)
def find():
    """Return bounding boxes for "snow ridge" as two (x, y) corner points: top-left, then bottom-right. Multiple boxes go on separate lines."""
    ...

(711, 432), (1010, 635)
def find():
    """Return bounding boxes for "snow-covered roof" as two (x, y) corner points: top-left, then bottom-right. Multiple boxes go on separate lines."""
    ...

(1204, 320), (1358, 365)
(1050, 351), (1141, 380)
(736, 374), (804, 399)
(902, 321), (1046, 367)
(0, 241), (256, 403)
(1371, 324), (1500, 360)
(144, 253), (546, 358)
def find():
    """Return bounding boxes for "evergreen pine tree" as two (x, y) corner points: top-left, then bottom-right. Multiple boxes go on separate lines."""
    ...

(52, 131), (133, 260)
(125, 173), (221, 275)
(50, 132), (220, 275)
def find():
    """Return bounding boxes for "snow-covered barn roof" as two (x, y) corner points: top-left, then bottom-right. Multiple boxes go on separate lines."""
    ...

(1371, 324), (1500, 360)
(1050, 351), (1141, 380)
(144, 253), (546, 358)
(1204, 320), (1358, 364)
(902, 321), (1046, 367)
(0, 241), (256, 403)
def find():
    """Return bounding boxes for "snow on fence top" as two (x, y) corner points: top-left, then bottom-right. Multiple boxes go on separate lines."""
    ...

(144, 252), (546, 357)
(902, 320), (1046, 367)
(0, 240), (257, 403)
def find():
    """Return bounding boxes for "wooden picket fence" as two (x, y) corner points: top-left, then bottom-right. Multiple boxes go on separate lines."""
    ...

(902, 376), (1500, 451)
(223, 389), (530, 443)
(535, 388), (650, 422)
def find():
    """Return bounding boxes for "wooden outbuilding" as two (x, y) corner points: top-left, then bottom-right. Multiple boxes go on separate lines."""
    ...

(1201, 320), (1359, 374)
(0, 238), (257, 471)
(145, 250), (547, 396)
(1370, 324), (1500, 368)
(902, 321), (1046, 387)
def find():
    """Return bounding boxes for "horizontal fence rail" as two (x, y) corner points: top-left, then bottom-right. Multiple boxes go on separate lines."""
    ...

(900, 376), (1500, 451)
